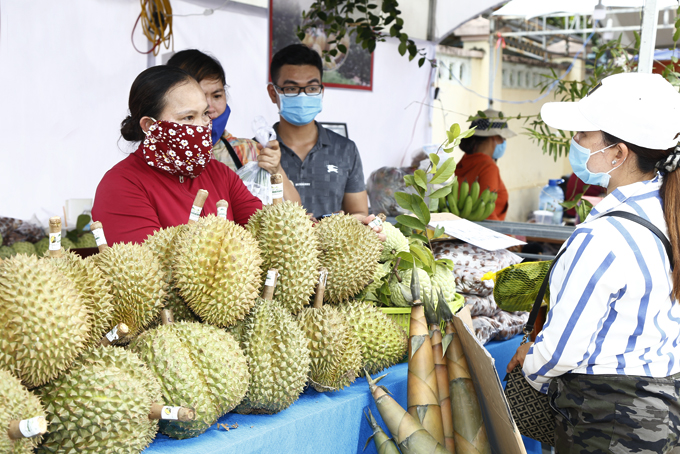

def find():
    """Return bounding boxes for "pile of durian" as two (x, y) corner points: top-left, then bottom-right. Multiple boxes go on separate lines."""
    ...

(0, 195), (409, 453)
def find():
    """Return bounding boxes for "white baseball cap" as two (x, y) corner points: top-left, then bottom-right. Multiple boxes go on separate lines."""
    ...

(541, 72), (680, 150)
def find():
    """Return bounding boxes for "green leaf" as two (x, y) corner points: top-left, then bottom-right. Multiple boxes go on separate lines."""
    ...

(337, 44), (347, 54)
(449, 123), (461, 138)
(435, 258), (454, 270)
(433, 226), (446, 239)
(398, 42), (406, 56)
(75, 214), (91, 232)
(396, 251), (417, 269)
(429, 153), (440, 167)
(414, 169), (428, 190)
(410, 197), (430, 226)
(404, 175), (416, 187)
(409, 233), (429, 243)
(428, 185), (452, 199)
(395, 192), (414, 212)
(430, 158), (456, 185)
(396, 214), (426, 231)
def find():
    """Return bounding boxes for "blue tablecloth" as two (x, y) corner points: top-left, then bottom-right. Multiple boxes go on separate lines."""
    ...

(145, 334), (541, 454)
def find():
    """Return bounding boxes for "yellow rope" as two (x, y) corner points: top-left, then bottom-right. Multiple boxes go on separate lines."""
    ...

(139, 0), (173, 56)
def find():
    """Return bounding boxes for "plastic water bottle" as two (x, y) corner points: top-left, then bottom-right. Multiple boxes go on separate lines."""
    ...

(538, 179), (564, 225)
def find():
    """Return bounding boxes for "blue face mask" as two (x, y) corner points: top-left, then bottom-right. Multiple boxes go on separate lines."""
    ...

(278, 93), (323, 126)
(492, 140), (506, 160)
(211, 104), (231, 145)
(568, 138), (623, 188)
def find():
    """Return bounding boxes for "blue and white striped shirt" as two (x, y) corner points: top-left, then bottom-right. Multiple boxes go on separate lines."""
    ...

(523, 174), (680, 393)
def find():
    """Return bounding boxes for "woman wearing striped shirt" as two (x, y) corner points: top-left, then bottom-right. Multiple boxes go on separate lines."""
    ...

(508, 72), (680, 453)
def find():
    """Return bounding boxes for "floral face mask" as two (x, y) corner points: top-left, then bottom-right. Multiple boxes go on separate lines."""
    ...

(142, 119), (213, 178)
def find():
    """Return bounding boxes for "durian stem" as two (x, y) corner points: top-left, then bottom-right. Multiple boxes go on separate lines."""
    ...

(262, 269), (278, 300)
(313, 268), (328, 309)
(188, 189), (209, 224)
(90, 221), (109, 251)
(8, 417), (47, 440)
(48, 216), (63, 258)
(161, 309), (175, 325)
(148, 403), (196, 422)
(377, 213), (387, 222)
(271, 174), (284, 205)
(216, 200), (229, 220)
(391, 258), (402, 283)
(99, 323), (129, 347)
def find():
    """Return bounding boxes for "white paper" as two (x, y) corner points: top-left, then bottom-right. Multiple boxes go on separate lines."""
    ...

(105, 326), (119, 342)
(217, 206), (227, 219)
(92, 228), (107, 247)
(271, 183), (283, 200)
(161, 406), (181, 420)
(49, 232), (61, 251)
(19, 417), (43, 438)
(431, 218), (526, 251)
(189, 205), (202, 221)
(265, 270), (277, 287)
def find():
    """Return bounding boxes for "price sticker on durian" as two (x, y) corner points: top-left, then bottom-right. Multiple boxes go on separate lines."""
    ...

(217, 206), (227, 219)
(271, 183), (284, 200)
(189, 205), (202, 222)
(105, 326), (119, 342)
(161, 406), (181, 420)
(49, 232), (62, 251)
(19, 417), (43, 438)
(92, 228), (107, 247)
(265, 270), (277, 287)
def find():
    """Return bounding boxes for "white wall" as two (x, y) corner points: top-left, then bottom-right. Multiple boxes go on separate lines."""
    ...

(0, 0), (433, 223)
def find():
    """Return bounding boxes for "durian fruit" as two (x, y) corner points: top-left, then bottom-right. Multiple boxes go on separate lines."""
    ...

(129, 312), (250, 439)
(296, 269), (363, 392)
(0, 245), (17, 258)
(36, 347), (164, 454)
(10, 241), (36, 256)
(248, 201), (320, 314)
(232, 269), (311, 414)
(60, 237), (75, 251)
(33, 238), (49, 257)
(379, 222), (409, 262)
(338, 300), (408, 376)
(47, 249), (115, 348)
(0, 369), (47, 454)
(90, 222), (165, 341)
(316, 214), (383, 303)
(389, 267), (432, 307)
(144, 226), (198, 324)
(0, 254), (91, 388)
(75, 232), (97, 248)
(430, 264), (457, 305)
(173, 215), (262, 327)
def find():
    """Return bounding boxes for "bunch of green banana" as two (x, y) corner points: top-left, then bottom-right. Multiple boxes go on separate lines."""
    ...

(435, 178), (498, 221)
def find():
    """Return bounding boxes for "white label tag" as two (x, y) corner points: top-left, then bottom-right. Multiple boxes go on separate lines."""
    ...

(189, 205), (202, 221)
(265, 270), (277, 287)
(105, 326), (119, 342)
(49, 232), (62, 251)
(161, 406), (181, 420)
(217, 206), (227, 219)
(19, 417), (43, 438)
(271, 183), (284, 200)
(319, 271), (327, 287)
(92, 228), (107, 247)
(368, 217), (383, 229)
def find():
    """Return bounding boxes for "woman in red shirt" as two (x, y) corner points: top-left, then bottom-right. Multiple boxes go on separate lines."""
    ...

(454, 109), (516, 221)
(92, 66), (262, 244)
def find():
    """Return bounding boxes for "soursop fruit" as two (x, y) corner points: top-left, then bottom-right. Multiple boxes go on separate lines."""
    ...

(389, 267), (432, 307)
(93, 242), (166, 341)
(248, 201), (320, 314)
(0, 254), (91, 388)
(144, 226), (198, 324)
(60, 237), (75, 251)
(0, 369), (46, 454)
(129, 322), (249, 439)
(316, 214), (383, 303)
(339, 300), (408, 375)
(75, 232), (97, 248)
(430, 264), (457, 304)
(10, 241), (35, 256)
(48, 250), (115, 348)
(0, 245), (16, 259)
(232, 297), (311, 414)
(33, 238), (49, 257)
(174, 215), (262, 327)
(362, 261), (393, 299)
(37, 347), (163, 454)
(379, 222), (409, 262)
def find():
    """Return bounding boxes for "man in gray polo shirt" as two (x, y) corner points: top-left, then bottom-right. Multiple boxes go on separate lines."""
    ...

(267, 44), (369, 219)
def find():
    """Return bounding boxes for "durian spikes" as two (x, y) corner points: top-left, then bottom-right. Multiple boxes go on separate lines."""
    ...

(313, 268), (328, 309)
(48, 216), (63, 258)
(271, 174), (283, 204)
(407, 277), (445, 447)
(439, 289), (491, 454)
(262, 269), (278, 300)
(363, 408), (400, 454)
(7, 416), (47, 440)
(90, 221), (108, 252)
(429, 292), (455, 453)
(216, 200), (229, 220)
(99, 323), (130, 347)
(366, 370), (449, 454)
(187, 189), (209, 224)
(148, 403), (196, 422)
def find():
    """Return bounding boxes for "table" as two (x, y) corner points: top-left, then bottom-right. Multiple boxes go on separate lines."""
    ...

(145, 334), (541, 454)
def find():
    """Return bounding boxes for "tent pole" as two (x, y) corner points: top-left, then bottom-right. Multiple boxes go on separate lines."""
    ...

(488, 16), (494, 108)
(638, 0), (659, 73)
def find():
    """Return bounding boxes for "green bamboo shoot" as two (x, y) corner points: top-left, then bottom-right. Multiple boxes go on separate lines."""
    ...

(364, 409), (401, 454)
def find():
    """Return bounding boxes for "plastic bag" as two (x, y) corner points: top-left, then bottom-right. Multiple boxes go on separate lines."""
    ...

(366, 166), (416, 216)
(483, 260), (553, 312)
(252, 116), (276, 147)
(0, 216), (46, 246)
(236, 116), (279, 205)
(493, 311), (529, 341)
(472, 316), (502, 345)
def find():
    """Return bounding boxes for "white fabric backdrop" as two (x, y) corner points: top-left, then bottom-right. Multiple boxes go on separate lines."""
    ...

(0, 0), (433, 223)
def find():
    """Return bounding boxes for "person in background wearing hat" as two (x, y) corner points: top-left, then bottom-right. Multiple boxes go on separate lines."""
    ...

(507, 72), (680, 452)
(455, 109), (516, 220)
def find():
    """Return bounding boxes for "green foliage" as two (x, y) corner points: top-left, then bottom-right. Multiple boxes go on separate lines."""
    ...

(560, 185), (594, 223)
(298, 0), (431, 67)
(65, 214), (91, 244)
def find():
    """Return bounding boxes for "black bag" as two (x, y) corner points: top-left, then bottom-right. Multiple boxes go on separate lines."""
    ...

(503, 211), (674, 446)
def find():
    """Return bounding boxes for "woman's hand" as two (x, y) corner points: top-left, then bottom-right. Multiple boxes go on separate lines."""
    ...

(355, 214), (387, 242)
(506, 342), (533, 373)
(257, 140), (282, 175)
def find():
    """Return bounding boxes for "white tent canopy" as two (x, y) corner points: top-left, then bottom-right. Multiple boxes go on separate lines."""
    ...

(493, 0), (678, 19)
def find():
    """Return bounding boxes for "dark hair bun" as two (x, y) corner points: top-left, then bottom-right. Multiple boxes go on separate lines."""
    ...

(120, 115), (145, 142)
